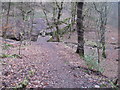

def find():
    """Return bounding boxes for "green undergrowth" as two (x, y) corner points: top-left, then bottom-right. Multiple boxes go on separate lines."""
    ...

(11, 77), (29, 89)
(84, 54), (104, 73)
(0, 54), (22, 58)
(2, 43), (14, 50)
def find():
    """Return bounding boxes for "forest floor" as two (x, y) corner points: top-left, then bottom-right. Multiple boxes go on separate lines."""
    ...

(1, 35), (114, 88)
(0, 20), (118, 88)
(62, 25), (118, 79)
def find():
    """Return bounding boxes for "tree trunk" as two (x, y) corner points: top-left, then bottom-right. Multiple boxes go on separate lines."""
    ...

(76, 2), (84, 57)
(100, 26), (106, 58)
(100, 12), (107, 58)
(55, 2), (63, 42)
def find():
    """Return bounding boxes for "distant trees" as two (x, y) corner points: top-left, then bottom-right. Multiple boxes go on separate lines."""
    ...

(40, 2), (51, 36)
(17, 2), (36, 42)
(76, 2), (84, 57)
(0, 2), (110, 59)
(53, 1), (64, 42)
(2, 2), (41, 41)
(68, 2), (77, 38)
(2, 2), (11, 38)
(1, 2), (38, 55)
(41, 2), (64, 42)
(71, 2), (77, 26)
(93, 2), (108, 58)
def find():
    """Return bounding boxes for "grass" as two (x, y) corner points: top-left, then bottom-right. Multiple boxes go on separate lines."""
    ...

(2, 43), (14, 50)
(0, 54), (22, 58)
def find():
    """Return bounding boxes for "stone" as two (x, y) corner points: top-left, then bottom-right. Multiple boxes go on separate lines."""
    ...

(94, 85), (100, 88)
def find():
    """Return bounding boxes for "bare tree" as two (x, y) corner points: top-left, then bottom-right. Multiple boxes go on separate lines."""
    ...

(41, 2), (64, 42)
(40, 2), (53, 37)
(2, 2), (11, 38)
(53, 1), (64, 42)
(93, 2), (108, 58)
(68, 2), (77, 39)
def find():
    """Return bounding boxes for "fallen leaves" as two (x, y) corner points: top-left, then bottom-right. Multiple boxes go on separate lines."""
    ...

(2, 37), (112, 88)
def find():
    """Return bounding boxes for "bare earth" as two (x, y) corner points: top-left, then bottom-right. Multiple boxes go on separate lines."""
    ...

(62, 25), (118, 79)
(1, 36), (113, 88)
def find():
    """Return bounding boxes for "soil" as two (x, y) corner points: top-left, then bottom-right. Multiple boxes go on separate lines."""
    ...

(1, 36), (113, 88)
(0, 17), (118, 88)
(62, 25), (118, 79)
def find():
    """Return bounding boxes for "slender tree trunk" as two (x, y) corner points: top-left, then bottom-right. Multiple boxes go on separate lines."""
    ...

(55, 2), (63, 42)
(76, 2), (84, 57)
(100, 11), (107, 58)
(2, 2), (11, 38)
(29, 3), (35, 44)
(68, 2), (77, 39)
(93, 2), (108, 58)
(100, 25), (106, 58)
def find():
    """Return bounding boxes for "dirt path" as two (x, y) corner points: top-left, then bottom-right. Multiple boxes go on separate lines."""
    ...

(2, 36), (111, 88)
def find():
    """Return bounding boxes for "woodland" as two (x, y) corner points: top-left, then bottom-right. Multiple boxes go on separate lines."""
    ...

(0, 1), (119, 88)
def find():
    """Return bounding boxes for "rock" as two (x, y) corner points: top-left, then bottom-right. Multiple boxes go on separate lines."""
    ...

(94, 85), (100, 88)
(31, 34), (39, 41)
(2, 17), (46, 41)
(111, 37), (115, 40)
